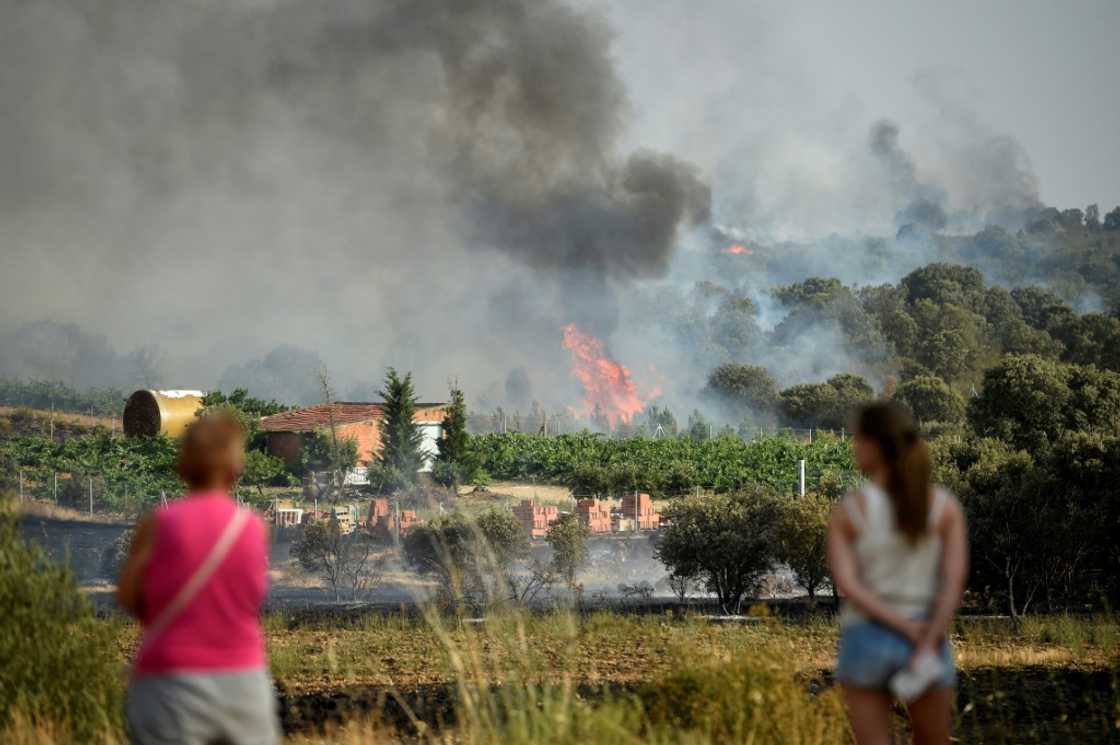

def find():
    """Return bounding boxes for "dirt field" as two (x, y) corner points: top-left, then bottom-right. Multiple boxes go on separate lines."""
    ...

(99, 611), (1120, 742)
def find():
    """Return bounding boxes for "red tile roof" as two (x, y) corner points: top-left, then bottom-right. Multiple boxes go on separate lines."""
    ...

(259, 402), (446, 433)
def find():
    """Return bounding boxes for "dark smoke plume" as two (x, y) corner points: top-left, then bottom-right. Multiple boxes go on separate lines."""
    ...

(869, 120), (948, 232)
(0, 0), (710, 401)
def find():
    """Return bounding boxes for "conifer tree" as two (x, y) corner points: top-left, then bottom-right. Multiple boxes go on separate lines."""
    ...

(378, 368), (423, 482)
(436, 382), (468, 467)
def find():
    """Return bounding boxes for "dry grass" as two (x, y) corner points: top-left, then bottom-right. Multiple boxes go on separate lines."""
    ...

(12, 499), (129, 524)
(0, 405), (118, 432)
(97, 612), (1119, 694)
(8, 612), (1118, 743)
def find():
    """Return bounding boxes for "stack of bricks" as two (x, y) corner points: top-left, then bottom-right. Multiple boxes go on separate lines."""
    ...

(367, 497), (419, 538)
(512, 499), (559, 538)
(620, 492), (660, 531)
(575, 498), (613, 533)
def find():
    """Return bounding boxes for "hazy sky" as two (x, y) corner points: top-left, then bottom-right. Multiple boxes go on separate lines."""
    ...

(599, 0), (1119, 219)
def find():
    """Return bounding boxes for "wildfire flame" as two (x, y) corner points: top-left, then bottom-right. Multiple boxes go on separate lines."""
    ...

(723, 243), (753, 255)
(561, 323), (657, 428)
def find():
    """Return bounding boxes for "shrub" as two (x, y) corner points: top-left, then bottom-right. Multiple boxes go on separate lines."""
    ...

(641, 653), (847, 743)
(0, 515), (123, 739)
(99, 527), (134, 581)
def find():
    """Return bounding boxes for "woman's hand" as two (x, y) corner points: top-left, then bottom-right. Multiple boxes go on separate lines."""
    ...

(909, 635), (940, 670)
(899, 618), (929, 646)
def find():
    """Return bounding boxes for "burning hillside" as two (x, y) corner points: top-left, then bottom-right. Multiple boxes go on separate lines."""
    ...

(561, 323), (659, 427)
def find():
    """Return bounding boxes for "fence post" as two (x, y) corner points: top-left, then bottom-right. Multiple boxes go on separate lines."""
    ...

(18, 469), (23, 502)
(88, 476), (93, 516)
(53, 472), (58, 503)
(798, 459), (806, 497)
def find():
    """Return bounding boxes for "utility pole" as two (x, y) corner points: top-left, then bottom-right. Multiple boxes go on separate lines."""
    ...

(393, 494), (401, 545)
(798, 459), (806, 497)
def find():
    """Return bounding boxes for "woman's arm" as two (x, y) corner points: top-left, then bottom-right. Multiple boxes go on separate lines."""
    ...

(827, 497), (926, 642)
(117, 513), (156, 619)
(917, 495), (969, 651)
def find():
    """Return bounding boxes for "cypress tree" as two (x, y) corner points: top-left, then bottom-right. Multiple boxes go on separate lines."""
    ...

(378, 368), (423, 480)
(436, 382), (468, 466)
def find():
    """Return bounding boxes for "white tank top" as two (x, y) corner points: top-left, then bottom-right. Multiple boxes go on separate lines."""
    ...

(838, 482), (949, 627)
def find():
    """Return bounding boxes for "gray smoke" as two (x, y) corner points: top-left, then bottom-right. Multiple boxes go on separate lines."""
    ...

(0, 0), (708, 402)
(869, 120), (949, 232)
(0, 0), (1104, 421)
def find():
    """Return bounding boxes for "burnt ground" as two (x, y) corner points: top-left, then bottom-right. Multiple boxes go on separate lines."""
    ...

(19, 514), (129, 583)
(275, 668), (1118, 743)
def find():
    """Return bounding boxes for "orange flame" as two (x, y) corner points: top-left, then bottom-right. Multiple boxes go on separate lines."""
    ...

(561, 323), (655, 428)
(723, 243), (753, 255)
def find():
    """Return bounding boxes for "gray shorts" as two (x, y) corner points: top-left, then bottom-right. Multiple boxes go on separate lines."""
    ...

(126, 668), (281, 745)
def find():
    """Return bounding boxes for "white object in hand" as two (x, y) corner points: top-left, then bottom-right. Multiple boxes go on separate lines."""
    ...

(889, 651), (944, 703)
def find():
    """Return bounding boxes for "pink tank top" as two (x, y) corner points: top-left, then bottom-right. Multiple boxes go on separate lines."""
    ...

(133, 491), (269, 677)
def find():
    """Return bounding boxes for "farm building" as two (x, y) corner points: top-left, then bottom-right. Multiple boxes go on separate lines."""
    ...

(259, 402), (446, 472)
(575, 498), (612, 533)
(512, 499), (559, 539)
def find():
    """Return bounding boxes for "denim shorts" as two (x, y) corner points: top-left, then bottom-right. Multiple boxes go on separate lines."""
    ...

(836, 620), (957, 691)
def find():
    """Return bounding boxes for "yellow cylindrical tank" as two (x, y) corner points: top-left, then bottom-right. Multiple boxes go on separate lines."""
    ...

(123, 390), (205, 438)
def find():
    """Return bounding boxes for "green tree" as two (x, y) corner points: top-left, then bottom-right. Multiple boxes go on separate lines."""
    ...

(937, 438), (1068, 617)
(646, 405), (678, 436)
(686, 410), (711, 441)
(774, 278), (889, 362)
(777, 493), (833, 602)
(402, 509), (527, 609)
(200, 388), (290, 418)
(893, 375), (965, 427)
(546, 512), (589, 590)
(703, 364), (779, 422)
(1055, 313), (1120, 371)
(969, 355), (1120, 451)
(434, 381), (469, 486)
(901, 263), (986, 309)
(294, 520), (381, 601)
(378, 368), (424, 483)
(239, 449), (294, 505)
(474, 507), (530, 575)
(1010, 286), (1075, 335)
(656, 487), (784, 613)
(968, 355), (1071, 451)
(779, 373), (873, 430)
(1084, 203), (1100, 230)
(1104, 205), (1120, 230)
(295, 431), (359, 478)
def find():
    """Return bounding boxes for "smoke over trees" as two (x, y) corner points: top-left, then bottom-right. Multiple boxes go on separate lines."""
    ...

(2, 0), (1119, 420)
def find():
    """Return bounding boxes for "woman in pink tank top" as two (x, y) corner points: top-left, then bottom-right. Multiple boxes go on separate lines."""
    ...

(117, 413), (279, 745)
